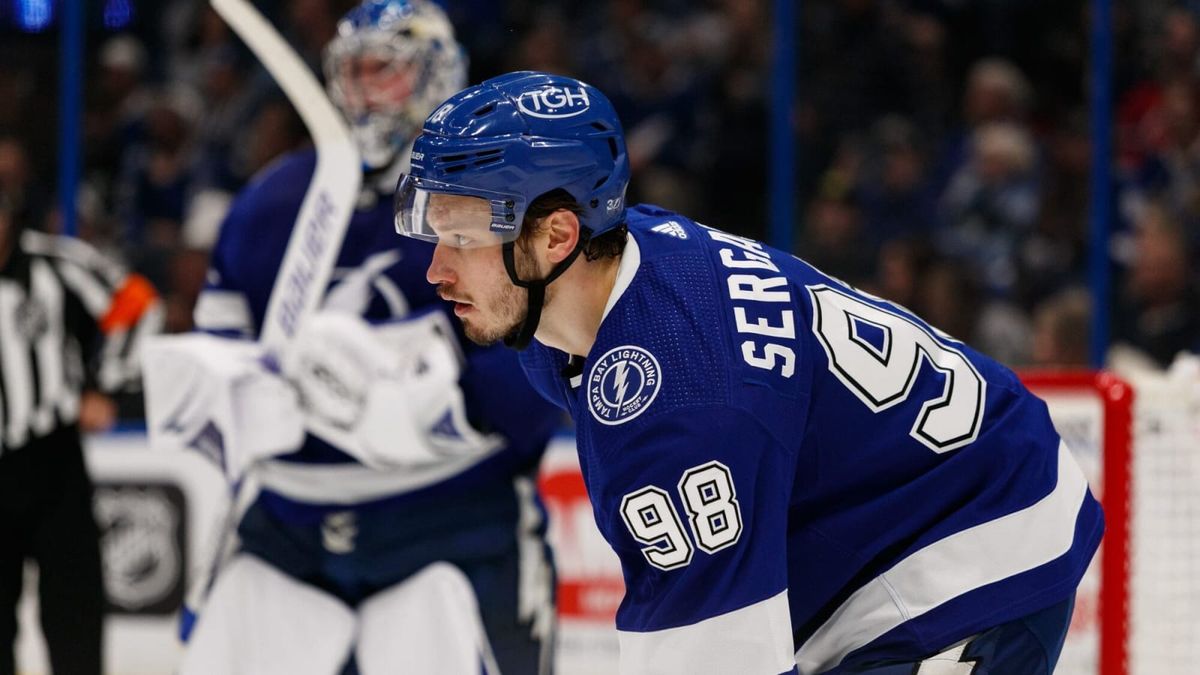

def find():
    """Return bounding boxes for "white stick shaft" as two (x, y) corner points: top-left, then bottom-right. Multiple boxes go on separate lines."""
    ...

(210, 0), (362, 351)
(182, 0), (363, 631)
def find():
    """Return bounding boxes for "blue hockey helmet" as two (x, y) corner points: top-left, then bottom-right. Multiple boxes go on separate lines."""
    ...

(324, 0), (466, 170)
(393, 70), (630, 249)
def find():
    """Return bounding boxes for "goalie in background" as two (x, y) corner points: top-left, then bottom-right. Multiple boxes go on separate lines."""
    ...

(144, 3), (561, 673)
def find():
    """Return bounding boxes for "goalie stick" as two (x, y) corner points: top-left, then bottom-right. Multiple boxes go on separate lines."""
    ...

(178, 0), (362, 637)
(210, 0), (362, 350)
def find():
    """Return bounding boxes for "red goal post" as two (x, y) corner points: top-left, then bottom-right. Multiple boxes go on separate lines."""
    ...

(1021, 370), (1132, 675)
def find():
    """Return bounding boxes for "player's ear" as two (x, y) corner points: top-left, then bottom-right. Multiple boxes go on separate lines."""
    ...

(542, 209), (582, 265)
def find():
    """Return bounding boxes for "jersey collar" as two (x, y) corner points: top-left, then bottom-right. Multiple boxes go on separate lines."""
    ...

(599, 232), (641, 323)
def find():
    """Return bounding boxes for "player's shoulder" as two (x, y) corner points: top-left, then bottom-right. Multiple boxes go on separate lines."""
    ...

(225, 149), (317, 222)
(624, 204), (706, 257)
(216, 149), (319, 246)
(625, 214), (816, 410)
(248, 148), (319, 194)
(585, 222), (733, 429)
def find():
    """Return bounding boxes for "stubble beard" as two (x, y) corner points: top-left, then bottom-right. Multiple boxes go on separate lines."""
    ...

(460, 243), (551, 346)
(462, 282), (527, 346)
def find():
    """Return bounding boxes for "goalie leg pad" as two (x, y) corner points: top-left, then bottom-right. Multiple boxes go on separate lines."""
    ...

(178, 554), (355, 675)
(356, 561), (499, 675)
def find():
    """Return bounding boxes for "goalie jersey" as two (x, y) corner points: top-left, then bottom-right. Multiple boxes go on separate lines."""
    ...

(521, 205), (1103, 674)
(194, 150), (560, 563)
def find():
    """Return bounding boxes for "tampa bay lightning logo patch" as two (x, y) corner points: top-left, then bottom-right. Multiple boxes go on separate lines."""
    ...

(587, 345), (662, 425)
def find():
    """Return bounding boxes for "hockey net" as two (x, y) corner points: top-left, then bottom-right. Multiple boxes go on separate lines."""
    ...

(1025, 368), (1200, 675)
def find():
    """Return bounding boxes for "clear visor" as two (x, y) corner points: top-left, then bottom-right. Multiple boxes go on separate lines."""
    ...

(393, 175), (525, 249)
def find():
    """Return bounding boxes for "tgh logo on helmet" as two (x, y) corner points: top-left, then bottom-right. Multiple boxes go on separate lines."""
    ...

(517, 85), (591, 119)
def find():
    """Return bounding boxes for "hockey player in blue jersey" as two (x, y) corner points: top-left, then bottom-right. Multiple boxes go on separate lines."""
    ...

(146, 6), (560, 675)
(393, 71), (1104, 674)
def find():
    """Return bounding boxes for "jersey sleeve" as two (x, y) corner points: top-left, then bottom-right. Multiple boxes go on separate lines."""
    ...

(191, 154), (314, 337)
(25, 231), (164, 393)
(192, 190), (260, 337)
(590, 404), (797, 675)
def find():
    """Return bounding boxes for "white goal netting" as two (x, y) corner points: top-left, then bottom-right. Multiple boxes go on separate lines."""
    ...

(1031, 367), (1200, 675)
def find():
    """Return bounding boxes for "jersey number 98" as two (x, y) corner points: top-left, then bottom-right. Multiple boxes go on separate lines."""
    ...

(620, 461), (743, 571)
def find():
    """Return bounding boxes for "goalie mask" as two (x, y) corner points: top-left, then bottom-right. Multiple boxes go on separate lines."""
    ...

(324, 0), (467, 171)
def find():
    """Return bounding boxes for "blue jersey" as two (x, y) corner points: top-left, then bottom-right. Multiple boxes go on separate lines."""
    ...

(521, 205), (1102, 674)
(194, 150), (561, 564)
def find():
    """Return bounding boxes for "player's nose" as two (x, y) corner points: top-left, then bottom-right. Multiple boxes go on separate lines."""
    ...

(427, 243), (456, 286)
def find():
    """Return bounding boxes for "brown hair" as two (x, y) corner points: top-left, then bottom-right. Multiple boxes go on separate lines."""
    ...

(519, 189), (627, 261)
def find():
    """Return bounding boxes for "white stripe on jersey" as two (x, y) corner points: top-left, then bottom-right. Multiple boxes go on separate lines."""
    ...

(29, 258), (64, 436)
(795, 441), (1089, 673)
(0, 282), (34, 448)
(254, 447), (503, 504)
(54, 257), (111, 318)
(21, 230), (124, 285)
(617, 589), (795, 675)
(193, 289), (254, 335)
(58, 337), (82, 423)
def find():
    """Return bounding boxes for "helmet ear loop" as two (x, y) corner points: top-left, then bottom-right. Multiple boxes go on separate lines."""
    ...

(500, 229), (590, 351)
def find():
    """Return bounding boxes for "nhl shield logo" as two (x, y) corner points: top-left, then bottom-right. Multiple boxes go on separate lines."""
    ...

(587, 345), (662, 425)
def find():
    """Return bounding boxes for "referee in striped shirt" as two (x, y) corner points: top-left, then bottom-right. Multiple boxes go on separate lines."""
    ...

(0, 194), (162, 675)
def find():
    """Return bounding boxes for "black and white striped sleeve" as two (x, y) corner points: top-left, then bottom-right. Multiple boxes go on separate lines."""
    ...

(21, 230), (164, 393)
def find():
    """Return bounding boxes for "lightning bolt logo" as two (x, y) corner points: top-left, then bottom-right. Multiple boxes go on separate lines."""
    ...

(612, 361), (631, 408)
(588, 345), (662, 426)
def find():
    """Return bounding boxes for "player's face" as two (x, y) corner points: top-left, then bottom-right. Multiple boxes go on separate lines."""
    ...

(333, 52), (418, 117)
(426, 203), (536, 345)
(427, 244), (532, 345)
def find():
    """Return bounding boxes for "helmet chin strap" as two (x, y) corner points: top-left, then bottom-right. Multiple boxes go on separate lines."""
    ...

(501, 234), (587, 351)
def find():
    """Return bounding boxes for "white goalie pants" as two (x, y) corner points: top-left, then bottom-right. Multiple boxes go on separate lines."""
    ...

(178, 554), (499, 675)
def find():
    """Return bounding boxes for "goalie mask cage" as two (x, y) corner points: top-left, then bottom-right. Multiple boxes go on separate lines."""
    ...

(1024, 369), (1200, 675)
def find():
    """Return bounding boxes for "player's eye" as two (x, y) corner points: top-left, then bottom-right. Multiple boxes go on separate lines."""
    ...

(452, 233), (473, 247)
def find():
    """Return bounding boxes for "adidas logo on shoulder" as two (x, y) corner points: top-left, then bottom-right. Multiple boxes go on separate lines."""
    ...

(650, 221), (688, 239)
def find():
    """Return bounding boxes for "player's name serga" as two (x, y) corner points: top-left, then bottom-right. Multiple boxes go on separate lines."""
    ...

(704, 226), (797, 379)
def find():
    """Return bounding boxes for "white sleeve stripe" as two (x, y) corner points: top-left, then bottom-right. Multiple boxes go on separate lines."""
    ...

(795, 441), (1088, 673)
(193, 290), (254, 334)
(54, 258), (112, 319)
(30, 259), (64, 435)
(21, 230), (123, 284)
(255, 448), (504, 504)
(0, 284), (33, 448)
(616, 590), (795, 675)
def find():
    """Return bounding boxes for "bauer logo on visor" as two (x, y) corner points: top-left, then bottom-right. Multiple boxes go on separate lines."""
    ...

(394, 174), (527, 248)
(516, 86), (591, 119)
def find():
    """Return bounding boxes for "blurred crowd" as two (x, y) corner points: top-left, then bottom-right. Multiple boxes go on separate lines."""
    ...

(2, 0), (1199, 373)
